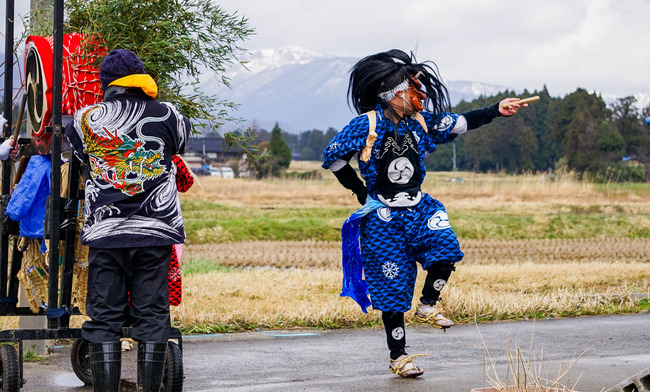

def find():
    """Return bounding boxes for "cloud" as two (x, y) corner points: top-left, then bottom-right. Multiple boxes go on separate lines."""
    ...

(218, 0), (650, 98)
(4, 1), (647, 100)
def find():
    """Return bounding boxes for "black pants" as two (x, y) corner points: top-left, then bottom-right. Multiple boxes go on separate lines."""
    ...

(82, 246), (171, 343)
(382, 264), (456, 358)
(382, 311), (406, 360)
(420, 264), (455, 305)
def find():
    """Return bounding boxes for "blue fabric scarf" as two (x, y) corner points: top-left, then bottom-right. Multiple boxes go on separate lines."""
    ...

(340, 199), (384, 312)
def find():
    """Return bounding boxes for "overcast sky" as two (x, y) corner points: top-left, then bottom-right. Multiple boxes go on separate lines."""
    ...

(214, 0), (650, 99)
(3, 0), (648, 99)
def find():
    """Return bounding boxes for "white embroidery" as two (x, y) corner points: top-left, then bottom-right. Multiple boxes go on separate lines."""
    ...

(391, 327), (404, 340)
(433, 114), (454, 132)
(377, 191), (422, 207)
(433, 279), (446, 291)
(327, 142), (341, 152)
(427, 211), (451, 230)
(386, 157), (414, 185)
(382, 262), (399, 279)
(377, 207), (392, 222)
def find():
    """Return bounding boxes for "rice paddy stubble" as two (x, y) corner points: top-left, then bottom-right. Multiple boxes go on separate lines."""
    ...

(163, 260), (649, 332)
(173, 170), (649, 331)
(4, 171), (646, 332)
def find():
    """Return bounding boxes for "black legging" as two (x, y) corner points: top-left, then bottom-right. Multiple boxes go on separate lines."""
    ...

(420, 263), (455, 306)
(382, 311), (407, 359)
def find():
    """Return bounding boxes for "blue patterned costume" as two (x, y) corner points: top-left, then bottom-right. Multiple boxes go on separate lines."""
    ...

(323, 106), (465, 312)
(325, 49), (521, 376)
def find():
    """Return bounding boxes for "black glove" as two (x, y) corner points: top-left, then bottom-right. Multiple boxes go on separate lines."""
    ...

(356, 188), (368, 205)
(332, 164), (367, 205)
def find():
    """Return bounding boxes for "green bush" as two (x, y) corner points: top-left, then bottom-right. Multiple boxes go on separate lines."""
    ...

(591, 163), (646, 183)
(281, 170), (323, 180)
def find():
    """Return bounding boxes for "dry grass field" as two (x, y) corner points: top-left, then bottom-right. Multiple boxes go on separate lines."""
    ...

(2, 165), (647, 333)
(168, 166), (650, 333)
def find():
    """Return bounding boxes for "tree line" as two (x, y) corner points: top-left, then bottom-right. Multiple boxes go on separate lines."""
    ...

(255, 87), (650, 182)
(440, 87), (649, 182)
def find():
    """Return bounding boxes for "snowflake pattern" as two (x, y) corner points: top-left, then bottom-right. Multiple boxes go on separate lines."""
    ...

(382, 262), (400, 279)
(327, 142), (341, 152)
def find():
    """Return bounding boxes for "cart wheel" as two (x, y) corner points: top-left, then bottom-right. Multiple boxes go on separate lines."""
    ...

(161, 341), (183, 392)
(0, 344), (20, 392)
(70, 338), (93, 385)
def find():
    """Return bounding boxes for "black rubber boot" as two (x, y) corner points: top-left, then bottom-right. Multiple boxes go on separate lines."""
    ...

(89, 341), (122, 392)
(137, 342), (168, 391)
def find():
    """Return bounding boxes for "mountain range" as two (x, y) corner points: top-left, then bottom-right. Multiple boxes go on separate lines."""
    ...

(2, 46), (648, 133)
(201, 46), (511, 134)
(204, 46), (650, 134)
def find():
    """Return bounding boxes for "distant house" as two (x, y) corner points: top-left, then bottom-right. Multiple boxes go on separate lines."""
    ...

(183, 133), (244, 163)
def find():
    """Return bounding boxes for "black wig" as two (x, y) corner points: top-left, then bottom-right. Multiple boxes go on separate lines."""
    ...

(347, 49), (450, 119)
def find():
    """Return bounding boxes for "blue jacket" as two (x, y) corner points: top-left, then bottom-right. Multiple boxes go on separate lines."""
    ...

(6, 155), (51, 239)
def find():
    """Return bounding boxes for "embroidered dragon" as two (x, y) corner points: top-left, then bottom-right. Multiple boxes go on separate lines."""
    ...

(81, 106), (166, 196)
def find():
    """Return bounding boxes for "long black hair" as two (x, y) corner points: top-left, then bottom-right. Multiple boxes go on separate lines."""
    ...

(347, 49), (450, 119)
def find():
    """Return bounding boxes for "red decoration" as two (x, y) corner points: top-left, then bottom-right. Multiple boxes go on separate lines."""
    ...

(25, 33), (106, 154)
(168, 246), (182, 306)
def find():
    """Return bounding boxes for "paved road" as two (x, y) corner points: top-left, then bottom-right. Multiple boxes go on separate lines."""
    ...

(23, 313), (650, 391)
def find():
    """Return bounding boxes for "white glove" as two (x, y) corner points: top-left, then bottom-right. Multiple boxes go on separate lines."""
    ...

(0, 116), (7, 130)
(0, 138), (14, 160)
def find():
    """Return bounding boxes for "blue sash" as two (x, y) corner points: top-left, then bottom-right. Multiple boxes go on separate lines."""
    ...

(340, 199), (384, 312)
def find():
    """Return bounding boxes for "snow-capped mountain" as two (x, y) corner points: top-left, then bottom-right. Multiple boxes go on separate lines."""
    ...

(201, 46), (510, 133)
(3, 45), (646, 133)
(231, 46), (329, 76)
(632, 91), (650, 110)
(446, 80), (510, 104)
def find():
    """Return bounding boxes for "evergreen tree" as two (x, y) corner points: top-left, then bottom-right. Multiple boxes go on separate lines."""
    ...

(611, 96), (649, 157)
(596, 120), (625, 164)
(268, 123), (292, 169)
(422, 87), (647, 181)
(451, 90), (540, 172)
(551, 89), (610, 172)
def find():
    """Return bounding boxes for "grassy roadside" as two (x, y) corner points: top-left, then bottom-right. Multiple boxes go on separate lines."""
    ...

(181, 169), (650, 244)
(164, 260), (649, 334)
(171, 237), (649, 333)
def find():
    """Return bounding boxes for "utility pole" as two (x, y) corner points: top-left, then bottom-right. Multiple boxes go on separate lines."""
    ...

(452, 141), (457, 180)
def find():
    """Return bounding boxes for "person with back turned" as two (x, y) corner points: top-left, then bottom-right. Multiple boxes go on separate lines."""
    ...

(65, 49), (190, 391)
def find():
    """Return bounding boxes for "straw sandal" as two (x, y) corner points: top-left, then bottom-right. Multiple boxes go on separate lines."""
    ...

(389, 353), (428, 378)
(413, 304), (454, 330)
